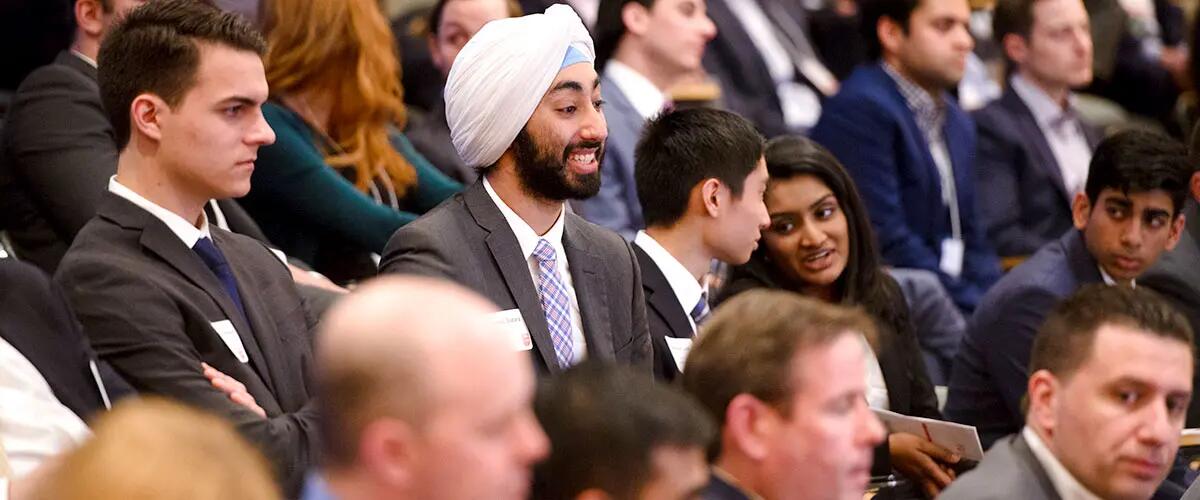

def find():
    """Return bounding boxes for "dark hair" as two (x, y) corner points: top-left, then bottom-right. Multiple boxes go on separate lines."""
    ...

(532, 361), (715, 499)
(1085, 129), (1192, 216)
(427, 0), (522, 36)
(98, 0), (266, 149)
(1030, 284), (1193, 381)
(636, 108), (765, 228)
(991, 0), (1037, 45)
(858, 0), (922, 60)
(592, 0), (654, 73)
(682, 290), (877, 459)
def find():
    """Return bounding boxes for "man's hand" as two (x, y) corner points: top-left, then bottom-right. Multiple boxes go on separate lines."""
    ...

(889, 432), (960, 498)
(202, 363), (266, 418)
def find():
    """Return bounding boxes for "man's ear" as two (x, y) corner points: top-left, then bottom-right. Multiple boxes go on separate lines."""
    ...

(1190, 171), (1200, 203)
(876, 16), (907, 59)
(75, 0), (106, 40)
(1165, 212), (1186, 251)
(1026, 370), (1061, 438)
(1071, 192), (1092, 231)
(723, 394), (776, 461)
(1001, 33), (1029, 67)
(700, 178), (723, 218)
(576, 489), (615, 500)
(427, 35), (446, 74)
(622, 1), (652, 37)
(359, 418), (418, 489)
(130, 93), (169, 143)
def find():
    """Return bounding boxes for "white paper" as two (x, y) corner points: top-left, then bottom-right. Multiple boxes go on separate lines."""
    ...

(486, 309), (533, 351)
(939, 238), (965, 278)
(872, 408), (983, 461)
(210, 320), (249, 363)
(665, 337), (693, 371)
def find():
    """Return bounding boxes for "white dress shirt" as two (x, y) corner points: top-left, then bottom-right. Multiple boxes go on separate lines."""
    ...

(0, 337), (91, 480)
(723, 0), (822, 130)
(109, 177), (212, 247)
(1010, 75), (1093, 200)
(860, 334), (891, 411)
(604, 61), (667, 121)
(483, 178), (587, 364)
(633, 231), (705, 332)
(1023, 427), (1103, 500)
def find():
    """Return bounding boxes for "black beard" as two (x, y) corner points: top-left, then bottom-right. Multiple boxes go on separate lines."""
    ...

(512, 128), (603, 201)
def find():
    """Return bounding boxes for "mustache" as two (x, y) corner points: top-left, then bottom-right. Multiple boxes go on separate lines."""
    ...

(561, 140), (604, 161)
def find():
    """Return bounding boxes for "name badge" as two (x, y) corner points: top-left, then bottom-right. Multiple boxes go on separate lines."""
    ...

(486, 309), (533, 351)
(665, 337), (694, 372)
(939, 238), (965, 279)
(210, 320), (249, 363)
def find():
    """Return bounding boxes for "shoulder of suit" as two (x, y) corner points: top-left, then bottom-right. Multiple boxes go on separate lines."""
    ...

(14, 61), (94, 94)
(567, 214), (631, 251)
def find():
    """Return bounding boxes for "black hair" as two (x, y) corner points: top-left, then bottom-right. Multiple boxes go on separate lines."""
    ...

(592, 0), (654, 73)
(1085, 129), (1192, 216)
(858, 0), (922, 60)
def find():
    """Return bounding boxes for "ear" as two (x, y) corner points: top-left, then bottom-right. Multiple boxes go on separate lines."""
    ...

(130, 93), (169, 143)
(1071, 191), (1091, 230)
(700, 178), (723, 218)
(1001, 33), (1029, 67)
(576, 489), (614, 500)
(621, 1), (652, 37)
(723, 394), (775, 461)
(1190, 171), (1200, 203)
(427, 34), (446, 73)
(876, 16), (906, 58)
(358, 418), (418, 489)
(75, 0), (105, 39)
(1165, 212), (1186, 251)
(1026, 370), (1061, 437)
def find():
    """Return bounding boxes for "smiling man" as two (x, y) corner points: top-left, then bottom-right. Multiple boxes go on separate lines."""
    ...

(945, 129), (1192, 449)
(379, 4), (652, 377)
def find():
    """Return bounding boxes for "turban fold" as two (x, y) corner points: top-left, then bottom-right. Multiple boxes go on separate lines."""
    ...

(444, 4), (595, 169)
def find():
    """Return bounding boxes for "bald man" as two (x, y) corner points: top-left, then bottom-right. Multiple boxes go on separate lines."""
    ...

(301, 276), (549, 500)
(380, 5), (652, 377)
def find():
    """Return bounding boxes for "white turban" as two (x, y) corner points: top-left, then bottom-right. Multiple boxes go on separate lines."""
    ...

(444, 4), (596, 169)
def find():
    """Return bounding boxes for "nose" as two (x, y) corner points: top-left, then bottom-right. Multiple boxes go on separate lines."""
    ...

(797, 219), (824, 247)
(954, 22), (974, 52)
(1120, 218), (1144, 249)
(756, 203), (771, 231)
(700, 15), (717, 40)
(516, 410), (550, 465)
(250, 108), (276, 146)
(1136, 399), (1175, 449)
(858, 401), (887, 448)
(579, 99), (607, 144)
(1074, 26), (1093, 57)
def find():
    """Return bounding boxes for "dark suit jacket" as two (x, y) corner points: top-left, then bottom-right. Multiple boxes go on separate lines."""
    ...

(944, 230), (1102, 449)
(379, 180), (651, 375)
(973, 87), (1102, 257)
(0, 51), (275, 276)
(938, 433), (1059, 500)
(574, 74), (644, 239)
(0, 259), (132, 421)
(631, 243), (693, 382)
(55, 193), (319, 495)
(701, 471), (751, 500)
(810, 63), (1001, 312)
(1141, 201), (1200, 425)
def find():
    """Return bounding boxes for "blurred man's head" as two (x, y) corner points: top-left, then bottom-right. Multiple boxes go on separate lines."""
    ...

(993, 0), (1093, 97)
(861, 0), (973, 92)
(73, 0), (147, 59)
(682, 290), (886, 500)
(1073, 130), (1191, 284)
(532, 362), (714, 500)
(427, 0), (521, 77)
(1027, 285), (1194, 500)
(592, 0), (716, 88)
(316, 276), (549, 500)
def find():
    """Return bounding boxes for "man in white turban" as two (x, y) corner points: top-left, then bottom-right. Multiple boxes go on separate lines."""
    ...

(379, 4), (652, 378)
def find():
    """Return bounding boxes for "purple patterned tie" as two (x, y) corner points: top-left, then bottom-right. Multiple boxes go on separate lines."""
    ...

(533, 239), (575, 368)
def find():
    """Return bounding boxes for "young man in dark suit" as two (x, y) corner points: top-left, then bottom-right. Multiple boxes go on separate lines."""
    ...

(810, 0), (1001, 313)
(631, 108), (769, 381)
(379, 5), (652, 377)
(54, 1), (317, 494)
(945, 130), (1191, 449)
(974, 0), (1102, 258)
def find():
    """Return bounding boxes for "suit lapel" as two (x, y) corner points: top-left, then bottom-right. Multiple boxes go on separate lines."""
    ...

(213, 230), (280, 395)
(464, 182), (561, 372)
(1002, 90), (1071, 203)
(564, 218), (615, 362)
(56, 50), (98, 83)
(1062, 230), (1104, 284)
(633, 244), (693, 338)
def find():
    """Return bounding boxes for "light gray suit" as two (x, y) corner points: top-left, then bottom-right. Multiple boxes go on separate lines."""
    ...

(937, 434), (1059, 500)
(378, 180), (652, 376)
(1142, 201), (1200, 425)
(574, 73), (646, 240)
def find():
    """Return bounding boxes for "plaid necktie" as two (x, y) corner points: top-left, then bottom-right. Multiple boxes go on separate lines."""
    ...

(690, 291), (711, 327)
(533, 239), (575, 368)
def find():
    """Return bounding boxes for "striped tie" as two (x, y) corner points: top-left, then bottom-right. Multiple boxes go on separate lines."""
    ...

(690, 291), (711, 327)
(533, 239), (575, 368)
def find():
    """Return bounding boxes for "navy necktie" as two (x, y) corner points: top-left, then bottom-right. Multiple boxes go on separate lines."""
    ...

(192, 236), (248, 322)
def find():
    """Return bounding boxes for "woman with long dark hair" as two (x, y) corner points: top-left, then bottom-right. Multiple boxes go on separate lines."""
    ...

(721, 135), (958, 498)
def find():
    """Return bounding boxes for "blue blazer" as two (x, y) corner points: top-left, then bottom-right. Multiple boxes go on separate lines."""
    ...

(972, 87), (1101, 257)
(575, 73), (644, 239)
(810, 63), (1000, 312)
(943, 230), (1102, 449)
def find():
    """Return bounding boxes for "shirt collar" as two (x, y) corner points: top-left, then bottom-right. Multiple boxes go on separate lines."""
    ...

(1097, 266), (1135, 288)
(70, 49), (98, 69)
(482, 177), (566, 260)
(1022, 427), (1104, 500)
(1010, 74), (1078, 128)
(108, 176), (211, 248)
(881, 62), (945, 137)
(633, 231), (706, 326)
(604, 60), (667, 121)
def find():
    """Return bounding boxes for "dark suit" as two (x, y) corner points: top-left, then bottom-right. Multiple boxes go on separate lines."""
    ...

(938, 433), (1059, 500)
(973, 88), (1102, 257)
(810, 63), (1001, 312)
(0, 259), (132, 421)
(575, 74), (644, 239)
(944, 230), (1102, 449)
(701, 471), (751, 500)
(1142, 201), (1200, 425)
(631, 243), (693, 381)
(55, 193), (318, 495)
(378, 180), (652, 376)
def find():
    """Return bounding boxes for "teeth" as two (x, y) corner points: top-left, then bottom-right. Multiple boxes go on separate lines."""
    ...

(570, 153), (595, 163)
(806, 249), (830, 262)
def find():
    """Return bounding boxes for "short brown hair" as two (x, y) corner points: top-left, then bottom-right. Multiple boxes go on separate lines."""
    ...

(98, 0), (266, 149)
(1030, 284), (1194, 380)
(681, 290), (876, 456)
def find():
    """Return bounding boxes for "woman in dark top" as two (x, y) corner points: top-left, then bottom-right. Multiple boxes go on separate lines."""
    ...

(720, 135), (957, 498)
(241, 0), (462, 284)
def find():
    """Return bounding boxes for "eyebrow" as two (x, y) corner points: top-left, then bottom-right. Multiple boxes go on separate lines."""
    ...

(808, 193), (835, 210)
(549, 77), (601, 95)
(1102, 197), (1133, 209)
(218, 96), (260, 107)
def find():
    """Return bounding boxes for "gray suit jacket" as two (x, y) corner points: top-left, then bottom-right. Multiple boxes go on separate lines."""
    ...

(379, 180), (652, 376)
(574, 73), (645, 239)
(938, 434), (1059, 500)
(1141, 201), (1200, 425)
(56, 193), (319, 496)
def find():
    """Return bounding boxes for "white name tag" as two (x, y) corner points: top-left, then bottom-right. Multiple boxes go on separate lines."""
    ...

(486, 309), (533, 351)
(939, 237), (965, 279)
(210, 320), (249, 363)
(665, 336), (694, 372)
